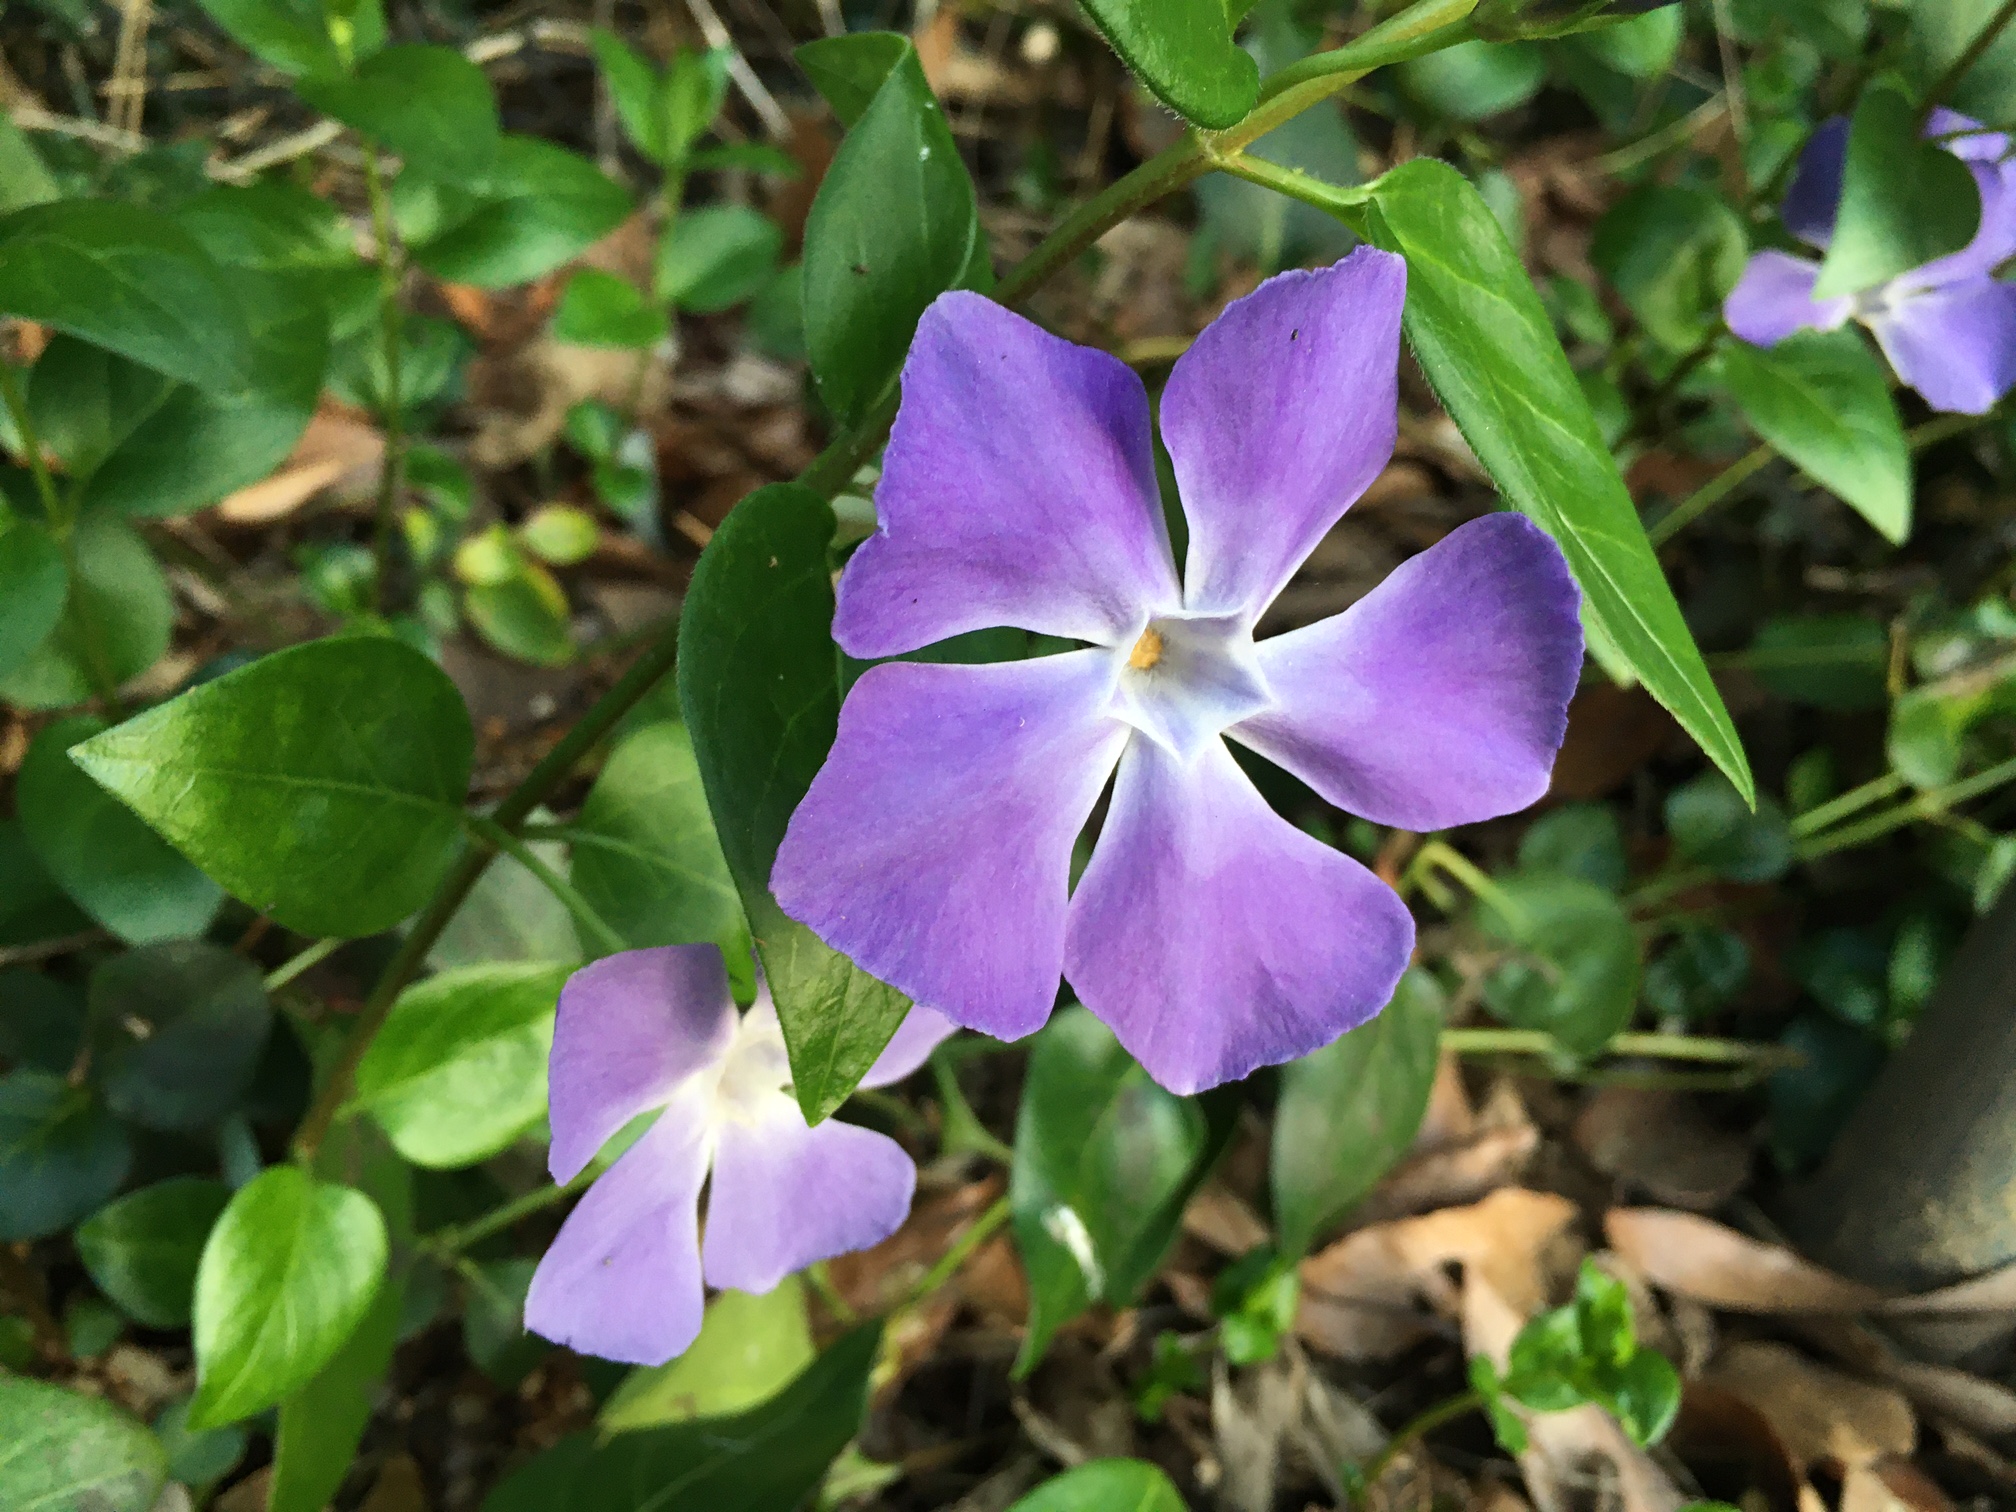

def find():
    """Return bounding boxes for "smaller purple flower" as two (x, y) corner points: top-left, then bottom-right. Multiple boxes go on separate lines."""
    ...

(524, 945), (954, 1365)
(1725, 110), (2016, 415)
(770, 250), (1584, 1096)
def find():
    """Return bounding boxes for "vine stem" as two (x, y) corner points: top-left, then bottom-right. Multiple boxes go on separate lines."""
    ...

(1647, 442), (1771, 546)
(362, 144), (406, 616)
(285, 0), (1489, 1166)
(420, 1170), (594, 1258)
(0, 359), (62, 525)
(1355, 1388), (1483, 1502)
(464, 813), (629, 957)
(265, 935), (343, 991)
(1441, 1027), (1802, 1069)
(890, 1195), (1012, 1315)
(1920, 0), (2016, 126)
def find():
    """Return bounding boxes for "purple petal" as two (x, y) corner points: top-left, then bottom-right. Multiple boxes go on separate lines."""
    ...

(773, 652), (1129, 1042)
(701, 1090), (915, 1293)
(525, 1091), (711, 1364)
(1723, 251), (1852, 347)
(1160, 248), (1406, 621)
(1063, 737), (1415, 1095)
(1925, 107), (2010, 165)
(546, 946), (735, 1183)
(833, 292), (1180, 658)
(860, 1005), (959, 1088)
(1896, 157), (2016, 290)
(1781, 117), (1848, 249)
(1231, 514), (1583, 831)
(1867, 278), (2016, 416)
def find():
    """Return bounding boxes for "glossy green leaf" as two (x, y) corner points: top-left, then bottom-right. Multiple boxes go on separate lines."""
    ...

(0, 521), (66, 681)
(1477, 876), (1641, 1055)
(1518, 804), (1628, 893)
(592, 28), (668, 160)
(1591, 183), (1747, 353)
(678, 484), (909, 1122)
(16, 716), (223, 945)
(570, 721), (743, 953)
(484, 1324), (880, 1512)
(175, 180), (358, 272)
(1643, 926), (1750, 1020)
(1076, 0), (1258, 128)
(1718, 330), (1911, 543)
(598, 1279), (816, 1434)
(553, 268), (667, 349)
(797, 32), (911, 127)
(196, 0), (385, 75)
(0, 513), (173, 711)
(1815, 84), (1980, 300)
(269, 1270), (406, 1512)
(0, 1375), (166, 1512)
(351, 962), (567, 1168)
(465, 560), (575, 666)
(299, 44), (499, 181)
(1272, 968), (1443, 1256)
(154, 1397), (249, 1492)
(1363, 157), (1752, 805)
(405, 136), (629, 289)
(800, 40), (979, 425)
(71, 636), (475, 938)
(660, 48), (730, 162)
(0, 200), (252, 392)
(189, 1166), (388, 1430)
(0, 115), (57, 212)
(1665, 771), (1792, 883)
(0, 1070), (132, 1242)
(656, 205), (782, 313)
(23, 336), (173, 479)
(90, 942), (272, 1132)
(75, 1177), (231, 1328)
(1007, 1459), (1188, 1512)
(1011, 1007), (1222, 1374)
(1398, 39), (1547, 120)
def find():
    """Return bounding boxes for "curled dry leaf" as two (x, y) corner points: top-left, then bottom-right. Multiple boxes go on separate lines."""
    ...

(1355, 1077), (1540, 1226)
(1180, 1179), (1270, 1258)
(1605, 1208), (1884, 1314)
(1573, 1087), (1750, 1211)
(1703, 1340), (1915, 1473)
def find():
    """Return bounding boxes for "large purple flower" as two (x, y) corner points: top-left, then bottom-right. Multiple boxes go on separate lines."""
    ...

(1724, 110), (2016, 415)
(524, 945), (953, 1364)
(771, 249), (1584, 1095)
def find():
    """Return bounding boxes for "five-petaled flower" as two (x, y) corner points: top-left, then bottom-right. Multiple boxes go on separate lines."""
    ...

(771, 248), (1584, 1095)
(1725, 110), (2016, 416)
(525, 945), (953, 1364)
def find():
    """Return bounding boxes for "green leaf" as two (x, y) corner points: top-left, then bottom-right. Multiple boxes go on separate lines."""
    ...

(465, 561), (575, 666)
(0, 513), (173, 713)
(1271, 968), (1443, 1256)
(519, 504), (600, 566)
(1718, 330), (1911, 543)
(800, 40), (979, 425)
(90, 942), (273, 1132)
(176, 180), (359, 272)
(0, 521), (66, 682)
(0, 1070), (132, 1242)
(196, 0), (385, 75)
(1591, 183), (1747, 353)
(1011, 1007), (1223, 1374)
(0, 1375), (166, 1512)
(75, 1177), (231, 1328)
(1664, 771), (1792, 883)
(154, 1397), (249, 1492)
(1075, 0), (1258, 128)
(591, 27), (668, 161)
(189, 1165), (388, 1430)
(553, 268), (667, 349)
(404, 136), (629, 289)
(569, 721), (744, 953)
(1363, 157), (1752, 805)
(1398, 39), (1547, 120)
(660, 48), (730, 162)
(16, 716), (222, 945)
(299, 44), (500, 182)
(1007, 1459), (1188, 1512)
(23, 335), (173, 478)
(0, 968), (84, 1073)
(678, 484), (909, 1122)
(598, 1279), (816, 1434)
(351, 962), (567, 1168)
(1643, 926), (1750, 1020)
(484, 1323), (880, 1512)
(796, 32), (913, 127)
(269, 1269), (406, 1512)
(1912, 0), (2016, 117)
(0, 115), (58, 213)
(1815, 83), (1980, 300)
(1605, 1347), (1682, 1445)
(71, 636), (476, 938)
(1518, 804), (1628, 893)
(1477, 877), (1641, 1055)
(0, 200), (253, 392)
(1744, 614), (1890, 711)
(656, 205), (782, 313)
(429, 830), (580, 970)
(0, 821), (91, 948)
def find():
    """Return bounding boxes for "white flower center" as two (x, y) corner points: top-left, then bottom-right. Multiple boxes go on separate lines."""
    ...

(710, 1009), (793, 1127)
(1104, 610), (1273, 762)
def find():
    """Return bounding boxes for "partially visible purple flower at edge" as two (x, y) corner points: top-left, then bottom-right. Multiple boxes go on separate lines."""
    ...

(1724, 109), (2016, 415)
(524, 945), (954, 1365)
(770, 249), (1585, 1097)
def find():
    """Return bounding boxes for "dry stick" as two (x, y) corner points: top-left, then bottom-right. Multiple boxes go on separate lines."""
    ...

(107, 0), (153, 136)
(0, 929), (113, 970)
(286, 0), (1490, 1166)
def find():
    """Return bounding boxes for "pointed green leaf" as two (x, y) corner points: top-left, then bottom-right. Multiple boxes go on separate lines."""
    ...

(76, 1177), (231, 1329)
(0, 1376), (166, 1512)
(0, 521), (66, 682)
(1815, 83), (1980, 300)
(1077, 0), (1259, 128)
(1007, 1459), (1188, 1512)
(0, 513), (173, 711)
(298, 44), (500, 181)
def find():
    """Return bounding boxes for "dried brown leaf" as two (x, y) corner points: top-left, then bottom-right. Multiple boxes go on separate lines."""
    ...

(1704, 1340), (1914, 1472)
(1605, 1209), (1883, 1314)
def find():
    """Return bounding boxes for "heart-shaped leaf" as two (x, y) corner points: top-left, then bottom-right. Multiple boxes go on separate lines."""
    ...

(1815, 84), (1981, 299)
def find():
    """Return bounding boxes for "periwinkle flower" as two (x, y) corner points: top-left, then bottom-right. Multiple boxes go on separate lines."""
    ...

(1725, 110), (2016, 415)
(524, 945), (953, 1364)
(771, 249), (1584, 1095)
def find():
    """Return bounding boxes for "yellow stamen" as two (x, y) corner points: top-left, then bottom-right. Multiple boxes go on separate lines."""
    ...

(1129, 627), (1164, 670)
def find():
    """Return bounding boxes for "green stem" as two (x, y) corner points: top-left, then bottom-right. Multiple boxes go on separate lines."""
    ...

(421, 1171), (593, 1258)
(1356, 1389), (1483, 1501)
(1233, 0), (1479, 149)
(1646, 442), (1773, 546)
(465, 813), (628, 957)
(1788, 771), (1905, 839)
(1911, 406), (2001, 451)
(1797, 755), (2016, 860)
(891, 1195), (1012, 1315)
(1441, 1026), (1801, 1068)
(1920, 0), (2016, 124)
(0, 360), (61, 526)
(994, 137), (1211, 306)
(1213, 151), (1374, 225)
(362, 145), (405, 616)
(265, 936), (343, 991)
(1418, 840), (1528, 930)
